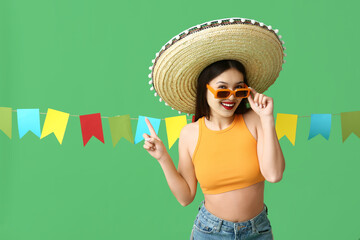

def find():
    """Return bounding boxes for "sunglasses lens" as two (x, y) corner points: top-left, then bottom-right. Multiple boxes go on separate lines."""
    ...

(235, 90), (248, 98)
(217, 90), (230, 98)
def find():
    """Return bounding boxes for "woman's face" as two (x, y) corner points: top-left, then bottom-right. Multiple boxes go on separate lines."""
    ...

(206, 68), (246, 119)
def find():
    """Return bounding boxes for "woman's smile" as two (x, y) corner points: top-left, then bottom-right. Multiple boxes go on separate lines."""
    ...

(220, 101), (235, 110)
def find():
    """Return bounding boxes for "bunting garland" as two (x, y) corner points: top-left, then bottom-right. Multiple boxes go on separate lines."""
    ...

(0, 107), (359, 147)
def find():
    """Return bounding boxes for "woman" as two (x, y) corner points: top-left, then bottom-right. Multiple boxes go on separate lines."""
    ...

(143, 18), (286, 239)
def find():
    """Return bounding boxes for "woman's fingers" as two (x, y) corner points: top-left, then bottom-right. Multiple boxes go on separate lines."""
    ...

(261, 96), (267, 107)
(143, 144), (155, 151)
(143, 133), (155, 150)
(144, 140), (154, 148)
(248, 87), (265, 108)
(258, 94), (264, 108)
(145, 117), (158, 137)
(253, 92), (259, 104)
(143, 141), (155, 150)
(143, 133), (155, 143)
(247, 90), (256, 107)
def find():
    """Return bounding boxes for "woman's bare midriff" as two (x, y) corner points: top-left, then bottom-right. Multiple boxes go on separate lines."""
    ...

(203, 181), (265, 222)
(188, 110), (265, 222)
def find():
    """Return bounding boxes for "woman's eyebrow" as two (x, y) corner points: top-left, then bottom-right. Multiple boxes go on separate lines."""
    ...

(216, 81), (244, 85)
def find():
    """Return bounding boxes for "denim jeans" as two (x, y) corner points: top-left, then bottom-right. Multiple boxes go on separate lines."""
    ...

(190, 200), (273, 240)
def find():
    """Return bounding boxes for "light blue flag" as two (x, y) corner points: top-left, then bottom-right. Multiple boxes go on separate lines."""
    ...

(308, 114), (332, 140)
(134, 115), (161, 144)
(17, 109), (41, 139)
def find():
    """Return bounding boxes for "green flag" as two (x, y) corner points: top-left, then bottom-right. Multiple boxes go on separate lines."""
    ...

(340, 111), (360, 142)
(108, 114), (134, 147)
(0, 107), (12, 139)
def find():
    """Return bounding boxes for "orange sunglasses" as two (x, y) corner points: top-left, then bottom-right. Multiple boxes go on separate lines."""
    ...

(206, 83), (250, 99)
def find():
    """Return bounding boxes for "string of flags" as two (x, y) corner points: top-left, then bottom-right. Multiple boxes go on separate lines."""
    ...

(0, 107), (359, 148)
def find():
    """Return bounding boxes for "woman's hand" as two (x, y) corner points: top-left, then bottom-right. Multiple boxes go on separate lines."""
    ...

(247, 87), (274, 119)
(143, 117), (168, 162)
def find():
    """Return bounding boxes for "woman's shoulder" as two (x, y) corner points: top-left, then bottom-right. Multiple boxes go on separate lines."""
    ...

(179, 119), (200, 154)
(180, 117), (200, 141)
(241, 108), (260, 140)
(183, 118), (200, 133)
(240, 108), (258, 120)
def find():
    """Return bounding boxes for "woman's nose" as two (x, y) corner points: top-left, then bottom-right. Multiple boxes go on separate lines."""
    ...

(228, 92), (236, 100)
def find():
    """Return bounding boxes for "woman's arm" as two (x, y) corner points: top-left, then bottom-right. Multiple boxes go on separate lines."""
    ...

(158, 125), (197, 207)
(257, 115), (286, 182)
(246, 87), (285, 183)
(143, 118), (196, 206)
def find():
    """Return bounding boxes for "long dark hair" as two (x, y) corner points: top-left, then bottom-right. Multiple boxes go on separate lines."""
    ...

(194, 59), (251, 122)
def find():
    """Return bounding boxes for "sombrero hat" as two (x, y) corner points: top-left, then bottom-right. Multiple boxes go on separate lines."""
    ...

(147, 17), (286, 115)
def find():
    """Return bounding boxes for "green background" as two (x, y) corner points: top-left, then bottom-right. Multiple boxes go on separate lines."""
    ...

(1, 0), (359, 239)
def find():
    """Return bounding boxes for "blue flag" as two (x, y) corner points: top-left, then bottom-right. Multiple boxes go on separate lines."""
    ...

(308, 114), (332, 140)
(134, 115), (161, 144)
(17, 109), (41, 139)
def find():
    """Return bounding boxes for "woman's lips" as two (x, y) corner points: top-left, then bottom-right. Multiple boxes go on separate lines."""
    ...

(221, 102), (235, 110)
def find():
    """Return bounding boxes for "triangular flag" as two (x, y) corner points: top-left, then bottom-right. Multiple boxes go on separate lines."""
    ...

(308, 114), (332, 140)
(165, 115), (188, 149)
(17, 109), (41, 139)
(40, 108), (70, 144)
(134, 116), (161, 144)
(275, 113), (298, 146)
(340, 111), (360, 142)
(79, 113), (105, 146)
(0, 107), (12, 139)
(108, 114), (134, 147)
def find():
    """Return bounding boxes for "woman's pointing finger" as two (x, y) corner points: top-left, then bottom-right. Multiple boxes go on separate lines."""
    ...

(145, 117), (158, 137)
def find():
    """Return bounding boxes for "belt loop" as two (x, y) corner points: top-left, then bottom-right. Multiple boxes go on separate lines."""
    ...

(265, 203), (268, 215)
(198, 200), (204, 211)
(250, 218), (256, 233)
(214, 220), (222, 232)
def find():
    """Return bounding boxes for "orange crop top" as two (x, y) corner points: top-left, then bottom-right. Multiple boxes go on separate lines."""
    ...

(192, 114), (265, 194)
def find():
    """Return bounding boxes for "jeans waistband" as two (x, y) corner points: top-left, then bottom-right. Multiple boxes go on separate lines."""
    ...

(197, 200), (268, 230)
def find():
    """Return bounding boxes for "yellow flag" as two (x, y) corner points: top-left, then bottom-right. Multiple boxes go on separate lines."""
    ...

(40, 108), (70, 144)
(275, 113), (298, 146)
(165, 115), (188, 149)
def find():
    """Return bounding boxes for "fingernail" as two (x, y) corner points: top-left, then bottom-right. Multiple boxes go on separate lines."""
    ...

(255, 103), (258, 107)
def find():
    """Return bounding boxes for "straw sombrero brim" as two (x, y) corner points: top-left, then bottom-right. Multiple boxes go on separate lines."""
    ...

(148, 18), (286, 115)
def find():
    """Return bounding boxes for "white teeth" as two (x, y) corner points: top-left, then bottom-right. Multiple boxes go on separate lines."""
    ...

(221, 103), (234, 107)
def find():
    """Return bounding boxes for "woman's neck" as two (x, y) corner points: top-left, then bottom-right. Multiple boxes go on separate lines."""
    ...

(205, 113), (236, 131)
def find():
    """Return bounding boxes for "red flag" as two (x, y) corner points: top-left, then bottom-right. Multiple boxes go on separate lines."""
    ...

(79, 113), (105, 146)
